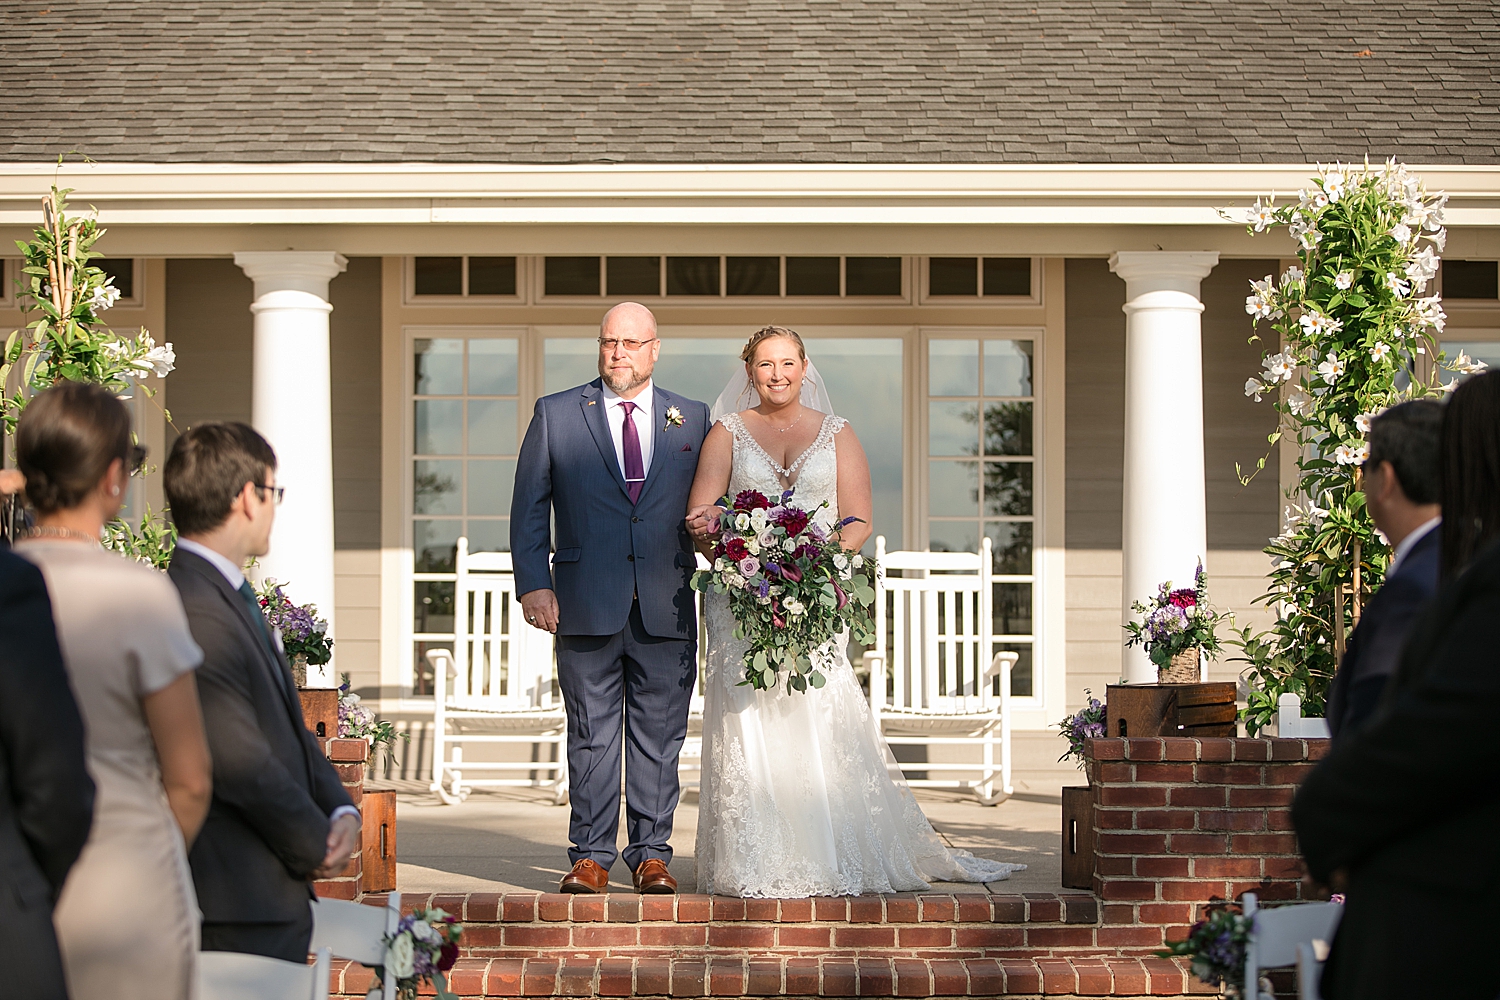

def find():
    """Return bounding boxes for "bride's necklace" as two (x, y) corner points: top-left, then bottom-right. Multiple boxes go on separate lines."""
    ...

(24, 525), (100, 545)
(765, 409), (804, 434)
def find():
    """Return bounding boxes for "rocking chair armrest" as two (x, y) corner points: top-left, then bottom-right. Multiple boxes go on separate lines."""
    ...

(985, 650), (1019, 681)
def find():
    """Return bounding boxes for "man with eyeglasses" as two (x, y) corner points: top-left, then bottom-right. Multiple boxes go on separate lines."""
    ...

(163, 422), (359, 962)
(513, 301), (711, 895)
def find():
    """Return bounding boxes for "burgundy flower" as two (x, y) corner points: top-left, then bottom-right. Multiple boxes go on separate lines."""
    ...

(724, 537), (749, 561)
(438, 942), (459, 972)
(781, 562), (803, 583)
(1167, 589), (1196, 609)
(774, 508), (810, 536)
(773, 611), (786, 629)
(734, 490), (771, 511)
(832, 581), (849, 609)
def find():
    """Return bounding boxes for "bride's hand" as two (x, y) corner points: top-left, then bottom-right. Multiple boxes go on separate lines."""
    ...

(685, 503), (722, 540)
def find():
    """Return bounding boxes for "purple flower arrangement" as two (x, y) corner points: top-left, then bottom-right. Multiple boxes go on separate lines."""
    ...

(1159, 903), (1251, 996)
(257, 581), (333, 666)
(376, 906), (462, 1000)
(338, 673), (403, 763)
(1056, 689), (1107, 770)
(1123, 563), (1229, 671)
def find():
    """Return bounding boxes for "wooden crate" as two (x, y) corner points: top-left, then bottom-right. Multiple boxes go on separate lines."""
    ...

(1105, 682), (1237, 739)
(298, 688), (339, 739)
(1061, 785), (1096, 890)
(360, 789), (397, 894)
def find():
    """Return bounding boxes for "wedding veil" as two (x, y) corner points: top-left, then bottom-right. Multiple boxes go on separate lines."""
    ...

(710, 361), (835, 423)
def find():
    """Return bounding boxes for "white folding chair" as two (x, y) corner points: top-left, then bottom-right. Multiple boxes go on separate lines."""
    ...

(310, 892), (403, 1000)
(429, 538), (567, 805)
(866, 535), (1015, 804)
(197, 947), (331, 1000)
(1243, 892), (1343, 1000)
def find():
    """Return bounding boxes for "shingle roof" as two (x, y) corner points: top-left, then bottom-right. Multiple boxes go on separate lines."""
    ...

(3, 0), (1498, 164)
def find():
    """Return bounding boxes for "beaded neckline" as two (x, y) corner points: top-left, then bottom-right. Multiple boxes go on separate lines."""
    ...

(725, 411), (839, 487)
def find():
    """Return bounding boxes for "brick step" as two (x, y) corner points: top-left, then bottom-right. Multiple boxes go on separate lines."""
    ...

(361, 891), (1131, 961)
(329, 954), (1216, 998)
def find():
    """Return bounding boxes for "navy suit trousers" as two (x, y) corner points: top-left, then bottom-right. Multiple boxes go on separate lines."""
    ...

(556, 599), (697, 872)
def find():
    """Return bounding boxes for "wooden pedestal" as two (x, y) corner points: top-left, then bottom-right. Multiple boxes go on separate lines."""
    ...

(298, 688), (339, 739)
(1060, 785), (1096, 890)
(361, 789), (397, 893)
(1105, 682), (1237, 739)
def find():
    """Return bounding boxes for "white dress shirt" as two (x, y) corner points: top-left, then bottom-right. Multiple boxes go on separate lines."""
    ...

(175, 538), (359, 825)
(1387, 516), (1441, 577)
(601, 380), (655, 481)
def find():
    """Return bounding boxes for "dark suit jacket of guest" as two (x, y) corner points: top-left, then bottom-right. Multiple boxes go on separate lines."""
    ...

(0, 549), (94, 999)
(168, 548), (353, 925)
(1325, 524), (1440, 739)
(1293, 538), (1500, 1000)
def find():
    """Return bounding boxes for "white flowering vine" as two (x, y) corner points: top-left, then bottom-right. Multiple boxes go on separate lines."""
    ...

(1229, 160), (1483, 734)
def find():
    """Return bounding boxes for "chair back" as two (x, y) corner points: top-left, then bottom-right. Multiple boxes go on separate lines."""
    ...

(197, 947), (331, 1000)
(311, 891), (403, 969)
(452, 538), (556, 708)
(1243, 893), (1342, 999)
(873, 535), (998, 713)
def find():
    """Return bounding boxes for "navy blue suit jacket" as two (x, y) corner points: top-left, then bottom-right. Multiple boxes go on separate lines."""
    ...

(1325, 524), (1440, 739)
(510, 379), (710, 638)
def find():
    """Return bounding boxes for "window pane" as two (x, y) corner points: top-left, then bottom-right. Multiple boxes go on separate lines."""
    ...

(415, 581), (455, 633)
(468, 256), (517, 296)
(413, 460), (462, 515)
(929, 257), (978, 296)
(544, 338), (601, 394)
(929, 400), (980, 456)
(414, 519), (461, 572)
(666, 256), (720, 295)
(929, 340), (979, 396)
(846, 257), (902, 296)
(982, 257), (1031, 296)
(984, 340), (1034, 397)
(1443, 260), (1499, 299)
(468, 338), (518, 396)
(414, 256), (463, 296)
(412, 641), (450, 696)
(786, 257), (839, 296)
(414, 338), (464, 395)
(414, 400), (463, 455)
(994, 643), (1034, 697)
(804, 337), (903, 550)
(607, 256), (661, 296)
(984, 402), (1033, 456)
(467, 399), (517, 455)
(97, 258), (134, 299)
(928, 461), (980, 516)
(545, 256), (600, 296)
(984, 462), (1033, 515)
(928, 520), (979, 554)
(726, 256), (780, 296)
(994, 583), (1032, 635)
(466, 519), (510, 553)
(650, 338), (743, 409)
(467, 459), (516, 516)
(985, 521), (1033, 575)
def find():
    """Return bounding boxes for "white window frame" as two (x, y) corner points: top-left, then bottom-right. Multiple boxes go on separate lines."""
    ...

(530, 255), (912, 305)
(918, 255), (1042, 306)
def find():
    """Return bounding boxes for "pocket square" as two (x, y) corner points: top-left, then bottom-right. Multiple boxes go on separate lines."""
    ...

(680, 444), (693, 452)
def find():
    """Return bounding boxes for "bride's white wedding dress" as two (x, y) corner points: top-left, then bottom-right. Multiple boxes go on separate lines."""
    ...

(694, 411), (1025, 897)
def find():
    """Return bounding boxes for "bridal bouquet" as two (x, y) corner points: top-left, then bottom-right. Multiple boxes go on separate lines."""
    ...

(375, 906), (463, 1000)
(691, 488), (875, 694)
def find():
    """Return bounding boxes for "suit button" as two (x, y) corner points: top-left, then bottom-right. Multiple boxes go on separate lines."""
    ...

(627, 554), (635, 562)
(632, 516), (640, 523)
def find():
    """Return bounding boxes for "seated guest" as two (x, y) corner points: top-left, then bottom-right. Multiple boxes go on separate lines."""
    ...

(15, 382), (211, 1000)
(164, 422), (359, 963)
(1294, 370), (1500, 1000)
(1325, 399), (1442, 739)
(0, 546), (95, 1000)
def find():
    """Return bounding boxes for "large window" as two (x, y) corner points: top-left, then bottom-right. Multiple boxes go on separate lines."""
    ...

(926, 337), (1036, 696)
(541, 256), (905, 298)
(410, 333), (520, 693)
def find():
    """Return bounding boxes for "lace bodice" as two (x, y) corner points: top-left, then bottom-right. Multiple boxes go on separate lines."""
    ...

(721, 411), (845, 521)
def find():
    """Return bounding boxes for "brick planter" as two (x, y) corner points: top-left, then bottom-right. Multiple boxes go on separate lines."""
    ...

(313, 736), (370, 900)
(1084, 736), (1329, 948)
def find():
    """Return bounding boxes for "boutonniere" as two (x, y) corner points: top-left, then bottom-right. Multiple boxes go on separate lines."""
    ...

(665, 405), (684, 430)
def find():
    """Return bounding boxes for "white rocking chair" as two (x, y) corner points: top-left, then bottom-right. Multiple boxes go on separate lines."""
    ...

(866, 535), (1015, 805)
(428, 538), (567, 805)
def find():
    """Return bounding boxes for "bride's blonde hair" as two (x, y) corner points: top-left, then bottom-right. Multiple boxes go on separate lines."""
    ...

(741, 325), (806, 364)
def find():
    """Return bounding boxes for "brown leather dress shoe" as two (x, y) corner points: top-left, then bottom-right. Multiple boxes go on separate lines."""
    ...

(560, 858), (610, 894)
(633, 858), (677, 894)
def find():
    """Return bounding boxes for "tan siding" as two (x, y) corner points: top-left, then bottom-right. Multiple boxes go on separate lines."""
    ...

(163, 259), (254, 433)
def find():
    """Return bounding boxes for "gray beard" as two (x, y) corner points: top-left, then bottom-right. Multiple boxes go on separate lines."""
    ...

(600, 368), (649, 395)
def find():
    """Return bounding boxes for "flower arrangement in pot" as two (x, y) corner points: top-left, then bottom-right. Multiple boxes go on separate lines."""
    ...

(256, 580), (333, 687)
(1124, 564), (1230, 684)
(375, 905), (463, 1000)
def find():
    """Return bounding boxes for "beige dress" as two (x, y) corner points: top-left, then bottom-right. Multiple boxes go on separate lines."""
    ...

(19, 541), (204, 1000)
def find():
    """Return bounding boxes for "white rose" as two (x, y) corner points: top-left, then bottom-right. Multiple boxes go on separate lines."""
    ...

(785, 599), (806, 617)
(722, 571), (745, 590)
(833, 553), (849, 571)
(745, 536), (761, 555)
(714, 557), (730, 573)
(735, 513), (750, 531)
(387, 935), (415, 979)
(851, 555), (865, 569)
(410, 920), (438, 943)
(749, 508), (768, 530)
(783, 537), (798, 553)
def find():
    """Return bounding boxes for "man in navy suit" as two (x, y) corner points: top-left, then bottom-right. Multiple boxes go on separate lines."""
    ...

(1325, 399), (1442, 739)
(512, 302), (710, 894)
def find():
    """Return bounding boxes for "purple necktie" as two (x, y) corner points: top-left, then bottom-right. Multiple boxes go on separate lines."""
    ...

(620, 400), (644, 503)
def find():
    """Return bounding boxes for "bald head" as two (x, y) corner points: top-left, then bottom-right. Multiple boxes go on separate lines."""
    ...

(597, 302), (660, 397)
(601, 301), (657, 340)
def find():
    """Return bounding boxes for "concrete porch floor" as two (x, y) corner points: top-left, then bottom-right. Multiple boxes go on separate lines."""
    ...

(378, 778), (1072, 897)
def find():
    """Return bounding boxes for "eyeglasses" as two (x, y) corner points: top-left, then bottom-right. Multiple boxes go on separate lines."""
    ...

(598, 337), (658, 353)
(253, 484), (286, 506)
(127, 444), (148, 476)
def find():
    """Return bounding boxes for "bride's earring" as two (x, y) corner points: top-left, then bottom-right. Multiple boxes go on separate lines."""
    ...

(110, 484), (121, 497)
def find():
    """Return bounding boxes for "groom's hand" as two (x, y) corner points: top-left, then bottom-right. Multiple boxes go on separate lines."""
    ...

(520, 588), (560, 633)
(685, 503), (722, 540)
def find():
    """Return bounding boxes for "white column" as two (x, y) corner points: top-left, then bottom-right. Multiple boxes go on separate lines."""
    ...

(1109, 251), (1219, 684)
(235, 251), (348, 688)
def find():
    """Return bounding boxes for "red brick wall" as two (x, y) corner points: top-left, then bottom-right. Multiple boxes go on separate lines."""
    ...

(1085, 736), (1329, 949)
(313, 736), (370, 900)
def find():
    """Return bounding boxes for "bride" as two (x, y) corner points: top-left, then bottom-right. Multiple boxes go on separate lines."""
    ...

(684, 325), (1024, 898)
